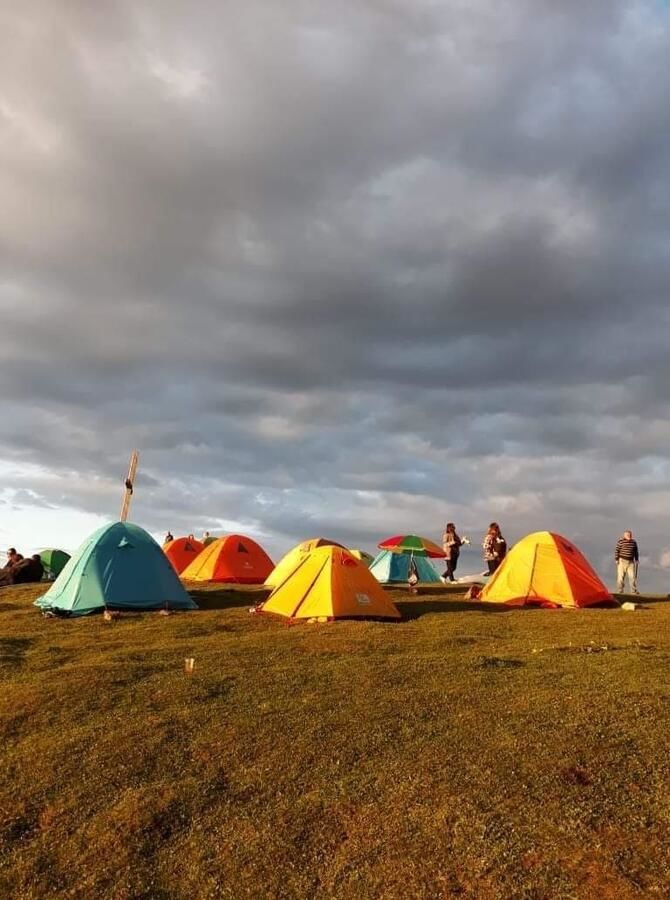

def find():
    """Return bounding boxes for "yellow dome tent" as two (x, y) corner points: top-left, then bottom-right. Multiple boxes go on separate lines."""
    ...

(264, 537), (345, 589)
(480, 531), (613, 609)
(261, 545), (401, 621)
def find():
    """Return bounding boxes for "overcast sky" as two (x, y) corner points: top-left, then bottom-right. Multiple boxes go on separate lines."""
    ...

(2, 1), (670, 589)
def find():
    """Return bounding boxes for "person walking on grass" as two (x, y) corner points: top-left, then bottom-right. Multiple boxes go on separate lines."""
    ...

(441, 522), (462, 583)
(615, 530), (639, 594)
(483, 522), (507, 576)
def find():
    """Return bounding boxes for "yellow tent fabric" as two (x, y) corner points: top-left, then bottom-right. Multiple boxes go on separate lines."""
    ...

(261, 546), (401, 620)
(480, 531), (613, 609)
(264, 537), (345, 588)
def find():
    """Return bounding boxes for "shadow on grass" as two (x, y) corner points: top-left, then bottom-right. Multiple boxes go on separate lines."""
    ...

(190, 588), (270, 611)
(396, 599), (510, 619)
(0, 637), (33, 666)
(614, 592), (670, 605)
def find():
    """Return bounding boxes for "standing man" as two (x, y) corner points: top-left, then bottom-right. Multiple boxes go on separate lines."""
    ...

(615, 530), (639, 594)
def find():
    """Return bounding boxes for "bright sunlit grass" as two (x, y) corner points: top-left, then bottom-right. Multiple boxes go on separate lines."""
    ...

(1, 582), (669, 897)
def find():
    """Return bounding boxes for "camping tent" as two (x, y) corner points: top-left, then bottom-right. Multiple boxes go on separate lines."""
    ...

(480, 531), (613, 608)
(261, 545), (401, 621)
(39, 548), (71, 579)
(264, 537), (346, 588)
(35, 522), (196, 617)
(349, 548), (374, 566)
(181, 534), (274, 584)
(163, 535), (204, 574)
(369, 550), (441, 584)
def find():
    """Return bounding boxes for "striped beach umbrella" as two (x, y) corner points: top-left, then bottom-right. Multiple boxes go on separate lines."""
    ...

(377, 534), (445, 558)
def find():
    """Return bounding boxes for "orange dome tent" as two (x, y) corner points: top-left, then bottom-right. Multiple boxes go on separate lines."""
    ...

(181, 534), (274, 584)
(163, 535), (204, 574)
(480, 531), (613, 609)
(264, 537), (346, 588)
(261, 545), (401, 621)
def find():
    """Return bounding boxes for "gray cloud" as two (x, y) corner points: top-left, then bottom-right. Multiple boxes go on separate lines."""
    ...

(1, 0), (670, 588)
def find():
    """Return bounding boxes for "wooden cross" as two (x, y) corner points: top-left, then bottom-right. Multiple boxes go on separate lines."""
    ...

(120, 450), (139, 522)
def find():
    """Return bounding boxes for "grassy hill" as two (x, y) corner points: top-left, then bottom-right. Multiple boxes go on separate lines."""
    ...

(1, 582), (669, 898)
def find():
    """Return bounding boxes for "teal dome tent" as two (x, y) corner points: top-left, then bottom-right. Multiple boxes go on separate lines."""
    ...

(35, 522), (197, 617)
(369, 550), (441, 584)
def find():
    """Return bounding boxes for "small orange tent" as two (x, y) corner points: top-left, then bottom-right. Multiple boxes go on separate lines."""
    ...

(264, 537), (346, 588)
(163, 536), (204, 574)
(480, 531), (613, 609)
(181, 534), (274, 584)
(261, 545), (401, 621)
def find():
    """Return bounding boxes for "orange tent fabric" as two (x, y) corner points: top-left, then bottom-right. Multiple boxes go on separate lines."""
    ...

(163, 536), (204, 574)
(261, 545), (401, 621)
(181, 534), (274, 584)
(480, 531), (613, 609)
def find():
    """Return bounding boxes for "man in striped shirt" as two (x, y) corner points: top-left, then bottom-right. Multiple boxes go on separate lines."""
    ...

(615, 530), (639, 594)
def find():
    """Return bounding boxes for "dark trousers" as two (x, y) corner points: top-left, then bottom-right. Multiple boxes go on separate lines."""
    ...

(487, 559), (500, 575)
(444, 556), (458, 581)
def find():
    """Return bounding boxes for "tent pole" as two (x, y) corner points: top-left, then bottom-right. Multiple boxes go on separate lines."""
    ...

(120, 450), (139, 522)
(526, 543), (539, 604)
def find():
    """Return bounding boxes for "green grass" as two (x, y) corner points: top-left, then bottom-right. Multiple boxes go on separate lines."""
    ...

(1, 582), (670, 899)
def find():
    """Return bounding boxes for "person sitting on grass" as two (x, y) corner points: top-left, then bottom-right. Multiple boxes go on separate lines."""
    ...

(2, 548), (20, 571)
(1, 554), (43, 586)
(0, 552), (24, 587)
(16, 555), (44, 584)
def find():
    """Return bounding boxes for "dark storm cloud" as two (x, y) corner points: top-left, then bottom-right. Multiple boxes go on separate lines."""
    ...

(2, 0), (670, 583)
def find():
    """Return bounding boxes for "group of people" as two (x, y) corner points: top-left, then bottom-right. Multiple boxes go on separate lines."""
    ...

(0, 548), (44, 587)
(163, 530), (211, 545)
(440, 522), (507, 582)
(440, 523), (641, 594)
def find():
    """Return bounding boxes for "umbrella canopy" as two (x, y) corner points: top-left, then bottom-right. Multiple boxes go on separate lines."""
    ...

(378, 534), (445, 558)
(39, 548), (71, 578)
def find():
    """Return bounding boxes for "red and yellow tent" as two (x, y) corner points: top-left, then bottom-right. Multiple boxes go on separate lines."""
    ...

(181, 534), (274, 584)
(480, 531), (613, 609)
(163, 536), (204, 574)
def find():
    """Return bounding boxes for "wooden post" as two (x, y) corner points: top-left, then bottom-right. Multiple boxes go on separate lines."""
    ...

(120, 450), (139, 522)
